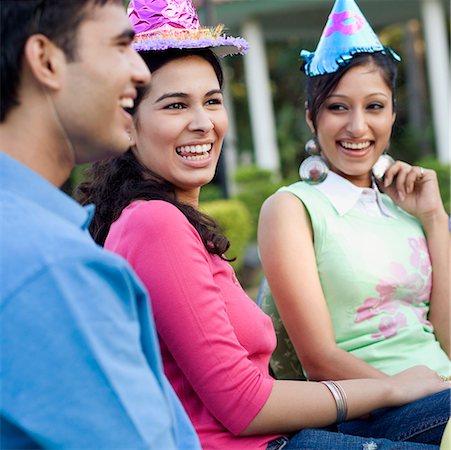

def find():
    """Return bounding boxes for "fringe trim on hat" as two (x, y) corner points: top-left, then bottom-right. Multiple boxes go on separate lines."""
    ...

(300, 46), (401, 77)
(133, 24), (249, 56)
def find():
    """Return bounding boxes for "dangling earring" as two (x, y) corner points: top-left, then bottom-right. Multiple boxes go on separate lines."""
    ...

(299, 137), (329, 184)
(371, 153), (395, 181)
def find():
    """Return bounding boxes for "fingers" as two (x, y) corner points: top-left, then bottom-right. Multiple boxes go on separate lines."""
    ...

(417, 166), (425, 181)
(392, 366), (450, 404)
(405, 166), (426, 195)
(438, 374), (451, 382)
(383, 162), (426, 200)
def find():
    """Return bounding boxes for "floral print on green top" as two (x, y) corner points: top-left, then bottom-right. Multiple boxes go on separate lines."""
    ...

(355, 237), (433, 339)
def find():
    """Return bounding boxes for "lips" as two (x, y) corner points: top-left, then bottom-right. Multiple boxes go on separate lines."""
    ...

(119, 97), (135, 115)
(176, 143), (212, 160)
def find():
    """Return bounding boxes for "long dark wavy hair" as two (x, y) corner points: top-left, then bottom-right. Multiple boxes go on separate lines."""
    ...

(76, 48), (232, 260)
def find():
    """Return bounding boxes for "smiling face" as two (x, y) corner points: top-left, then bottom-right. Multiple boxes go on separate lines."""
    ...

(308, 62), (396, 187)
(56, 3), (150, 164)
(131, 54), (228, 205)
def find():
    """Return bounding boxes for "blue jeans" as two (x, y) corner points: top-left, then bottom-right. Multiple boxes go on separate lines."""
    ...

(267, 390), (449, 450)
(338, 390), (449, 444)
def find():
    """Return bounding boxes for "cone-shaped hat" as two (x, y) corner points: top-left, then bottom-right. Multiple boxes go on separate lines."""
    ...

(128, 0), (249, 57)
(301, 0), (399, 76)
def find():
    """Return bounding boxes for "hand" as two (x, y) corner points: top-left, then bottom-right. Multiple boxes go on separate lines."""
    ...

(387, 365), (450, 407)
(378, 161), (446, 222)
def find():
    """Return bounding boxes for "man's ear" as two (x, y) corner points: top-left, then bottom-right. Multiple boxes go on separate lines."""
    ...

(305, 109), (315, 134)
(23, 34), (65, 91)
(128, 133), (136, 148)
(128, 122), (138, 148)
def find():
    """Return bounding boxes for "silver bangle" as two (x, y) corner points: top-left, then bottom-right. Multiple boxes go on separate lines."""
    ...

(320, 380), (348, 423)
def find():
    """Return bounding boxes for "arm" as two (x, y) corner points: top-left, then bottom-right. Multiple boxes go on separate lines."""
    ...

(1, 255), (197, 449)
(381, 163), (450, 356)
(258, 192), (387, 380)
(242, 365), (448, 435)
(422, 214), (451, 356)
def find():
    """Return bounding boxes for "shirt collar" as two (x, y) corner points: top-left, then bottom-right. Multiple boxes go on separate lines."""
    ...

(313, 170), (393, 217)
(1, 152), (94, 230)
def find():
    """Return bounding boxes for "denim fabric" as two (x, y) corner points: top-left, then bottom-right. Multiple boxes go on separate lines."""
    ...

(267, 390), (449, 449)
(339, 390), (450, 445)
(283, 429), (439, 449)
(267, 436), (289, 450)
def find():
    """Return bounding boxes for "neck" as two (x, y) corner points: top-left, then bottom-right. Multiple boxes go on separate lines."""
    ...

(175, 187), (201, 208)
(0, 105), (74, 187)
(351, 173), (372, 188)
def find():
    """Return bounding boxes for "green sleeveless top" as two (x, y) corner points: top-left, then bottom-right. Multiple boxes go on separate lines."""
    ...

(279, 181), (450, 375)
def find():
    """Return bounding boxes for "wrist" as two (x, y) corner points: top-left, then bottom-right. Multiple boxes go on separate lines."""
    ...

(381, 377), (401, 408)
(419, 209), (449, 230)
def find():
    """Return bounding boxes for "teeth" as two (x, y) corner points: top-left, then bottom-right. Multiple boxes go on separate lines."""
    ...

(120, 97), (134, 109)
(175, 144), (212, 161)
(181, 153), (210, 161)
(341, 141), (371, 150)
(176, 144), (212, 154)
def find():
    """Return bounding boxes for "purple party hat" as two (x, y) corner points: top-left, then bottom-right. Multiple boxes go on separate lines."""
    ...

(128, 0), (249, 57)
(301, 0), (400, 76)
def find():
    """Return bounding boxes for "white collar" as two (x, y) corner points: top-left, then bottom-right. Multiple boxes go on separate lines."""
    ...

(313, 171), (393, 217)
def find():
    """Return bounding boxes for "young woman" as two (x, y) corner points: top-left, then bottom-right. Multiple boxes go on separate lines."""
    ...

(258, 2), (450, 381)
(78, 0), (449, 449)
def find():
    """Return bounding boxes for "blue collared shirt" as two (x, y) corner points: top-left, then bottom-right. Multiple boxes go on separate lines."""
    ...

(0, 153), (200, 449)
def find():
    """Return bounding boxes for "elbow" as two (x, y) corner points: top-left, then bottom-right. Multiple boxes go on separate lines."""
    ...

(301, 363), (326, 381)
(238, 425), (257, 437)
(428, 315), (451, 357)
(299, 348), (339, 381)
(439, 338), (451, 359)
(236, 415), (267, 437)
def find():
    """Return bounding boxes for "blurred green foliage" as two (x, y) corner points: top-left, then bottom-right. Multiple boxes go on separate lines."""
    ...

(200, 198), (252, 271)
(199, 183), (224, 202)
(234, 165), (274, 183)
(234, 165), (292, 241)
(69, 164), (89, 193)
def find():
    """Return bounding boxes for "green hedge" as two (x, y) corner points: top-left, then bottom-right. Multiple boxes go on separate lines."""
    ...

(234, 165), (290, 241)
(200, 199), (252, 271)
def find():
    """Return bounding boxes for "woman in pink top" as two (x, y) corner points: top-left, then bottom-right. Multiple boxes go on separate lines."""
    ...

(77, 1), (449, 449)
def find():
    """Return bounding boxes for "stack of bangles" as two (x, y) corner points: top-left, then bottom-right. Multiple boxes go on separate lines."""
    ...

(320, 380), (348, 423)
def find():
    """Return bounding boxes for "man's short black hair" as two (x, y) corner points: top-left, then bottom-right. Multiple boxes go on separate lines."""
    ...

(0, 0), (122, 122)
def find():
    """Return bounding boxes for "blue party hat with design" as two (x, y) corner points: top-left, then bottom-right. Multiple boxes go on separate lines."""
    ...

(301, 0), (400, 77)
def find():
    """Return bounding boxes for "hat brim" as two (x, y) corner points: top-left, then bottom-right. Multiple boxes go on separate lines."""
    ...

(133, 34), (249, 57)
(300, 46), (400, 77)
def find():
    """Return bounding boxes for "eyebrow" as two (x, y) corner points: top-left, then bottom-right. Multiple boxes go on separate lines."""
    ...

(155, 89), (223, 103)
(113, 28), (136, 42)
(327, 92), (389, 100)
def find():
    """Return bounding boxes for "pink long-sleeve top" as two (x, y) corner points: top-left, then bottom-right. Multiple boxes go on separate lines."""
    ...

(105, 200), (281, 449)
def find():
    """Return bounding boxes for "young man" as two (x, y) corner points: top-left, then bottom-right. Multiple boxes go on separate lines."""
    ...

(0, 1), (200, 448)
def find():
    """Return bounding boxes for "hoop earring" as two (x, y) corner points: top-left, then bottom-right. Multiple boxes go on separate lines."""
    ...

(299, 138), (329, 184)
(372, 153), (395, 181)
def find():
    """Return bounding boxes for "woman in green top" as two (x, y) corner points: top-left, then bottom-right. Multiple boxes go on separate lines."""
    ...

(258, 0), (449, 381)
